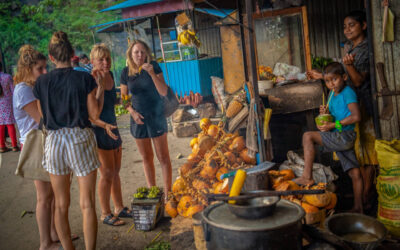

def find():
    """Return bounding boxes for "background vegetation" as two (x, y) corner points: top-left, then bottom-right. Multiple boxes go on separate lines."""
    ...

(0, 0), (123, 72)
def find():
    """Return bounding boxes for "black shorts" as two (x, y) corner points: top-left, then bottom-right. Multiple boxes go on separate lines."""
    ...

(320, 130), (358, 172)
(130, 115), (167, 139)
(93, 126), (122, 150)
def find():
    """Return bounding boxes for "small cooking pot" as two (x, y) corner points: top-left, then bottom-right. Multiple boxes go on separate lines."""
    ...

(325, 213), (387, 250)
(227, 192), (280, 219)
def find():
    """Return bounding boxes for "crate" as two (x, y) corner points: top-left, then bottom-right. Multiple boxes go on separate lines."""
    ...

(131, 196), (163, 231)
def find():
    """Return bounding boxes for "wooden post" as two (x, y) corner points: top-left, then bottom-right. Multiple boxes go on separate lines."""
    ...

(150, 17), (157, 59)
(365, 0), (382, 139)
(245, 0), (266, 162)
(301, 6), (312, 71)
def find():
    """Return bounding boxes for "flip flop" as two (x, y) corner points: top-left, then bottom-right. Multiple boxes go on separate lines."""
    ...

(103, 214), (125, 226)
(117, 207), (132, 218)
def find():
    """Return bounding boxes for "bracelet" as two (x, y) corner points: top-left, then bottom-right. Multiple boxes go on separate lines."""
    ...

(335, 120), (342, 132)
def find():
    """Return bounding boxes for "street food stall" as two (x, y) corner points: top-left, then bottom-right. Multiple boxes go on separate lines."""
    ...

(165, 0), (399, 249)
(94, 0), (399, 248)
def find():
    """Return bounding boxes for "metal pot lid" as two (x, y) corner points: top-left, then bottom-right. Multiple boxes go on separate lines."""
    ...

(202, 200), (305, 232)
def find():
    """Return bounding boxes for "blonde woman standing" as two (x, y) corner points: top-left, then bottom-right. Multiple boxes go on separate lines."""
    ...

(90, 44), (131, 226)
(120, 40), (172, 197)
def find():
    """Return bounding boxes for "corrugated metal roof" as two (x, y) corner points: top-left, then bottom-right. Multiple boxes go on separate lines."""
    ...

(99, 0), (162, 13)
(89, 17), (139, 29)
(92, 8), (233, 33)
(195, 8), (235, 18)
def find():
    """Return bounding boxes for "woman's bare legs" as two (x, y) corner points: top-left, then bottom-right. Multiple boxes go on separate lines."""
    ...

(34, 180), (59, 250)
(111, 147), (125, 214)
(135, 138), (156, 187)
(50, 173), (74, 250)
(97, 147), (125, 224)
(77, 170), (98, 250)
(152, 133), (172, 195)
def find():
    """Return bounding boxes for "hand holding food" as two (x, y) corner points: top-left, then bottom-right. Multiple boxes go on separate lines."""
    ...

(141, 63), (155, 76)
(317, 121), (335, 132)
(92, 69), (106, 89)
(319, 105), (329, 114)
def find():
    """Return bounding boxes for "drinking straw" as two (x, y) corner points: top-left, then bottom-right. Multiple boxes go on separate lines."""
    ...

(322, 92), (325, 106)
(326, 90), (333, 110)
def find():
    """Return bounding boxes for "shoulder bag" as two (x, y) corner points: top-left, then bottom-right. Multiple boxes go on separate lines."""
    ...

(15, 121), (50, 182)
(163, 86), (179, 117)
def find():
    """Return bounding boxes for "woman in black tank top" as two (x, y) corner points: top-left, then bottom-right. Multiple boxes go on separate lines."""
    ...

(90, 44), (131, 227)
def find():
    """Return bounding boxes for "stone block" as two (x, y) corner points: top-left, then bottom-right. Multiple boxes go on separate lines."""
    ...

(172, 122), (199, 137)
(197, 103), (216, 118)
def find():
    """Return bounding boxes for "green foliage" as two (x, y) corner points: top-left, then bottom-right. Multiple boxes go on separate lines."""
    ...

(311, 55), (334, 71)
(0, 0), (123, 70)
(145, 240), (171, 250)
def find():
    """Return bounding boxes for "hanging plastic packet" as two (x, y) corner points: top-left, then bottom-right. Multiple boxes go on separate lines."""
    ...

(175, 12), (201, 48)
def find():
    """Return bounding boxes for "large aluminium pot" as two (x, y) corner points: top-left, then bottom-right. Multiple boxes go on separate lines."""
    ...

(201, 199), (305, 250)
(325, 213), (387, 250)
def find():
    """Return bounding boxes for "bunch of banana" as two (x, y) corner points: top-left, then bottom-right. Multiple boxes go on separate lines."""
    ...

(177, 29), (201, 47)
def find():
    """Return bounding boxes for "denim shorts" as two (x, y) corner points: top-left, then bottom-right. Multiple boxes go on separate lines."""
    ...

(320, 130), (358, 172)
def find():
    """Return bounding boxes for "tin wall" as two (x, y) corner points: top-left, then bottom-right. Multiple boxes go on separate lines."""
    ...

(305, 0), (364, 60)
(159, 57), (223, 97)
(194, 12), (222, 57)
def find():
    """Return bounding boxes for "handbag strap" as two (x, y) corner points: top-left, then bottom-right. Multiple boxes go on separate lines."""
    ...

(38, 118), (44, 130)
(38, 118), (47, 136)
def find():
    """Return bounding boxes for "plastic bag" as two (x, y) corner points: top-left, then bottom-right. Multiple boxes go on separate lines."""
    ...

(279, 151), (338, 184)
(375, 139), (400, 170)
(273, 63), (301, 78)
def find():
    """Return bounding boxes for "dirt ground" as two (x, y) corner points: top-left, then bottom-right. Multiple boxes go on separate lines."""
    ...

(0, 114), (193, 250)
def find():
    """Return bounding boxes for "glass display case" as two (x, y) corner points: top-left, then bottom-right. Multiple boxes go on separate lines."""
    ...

(253, 6), (311, 76)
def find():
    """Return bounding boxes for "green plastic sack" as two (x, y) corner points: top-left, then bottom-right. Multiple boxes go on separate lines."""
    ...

(377, 174), (400, 237)
(375, 139), (400, 169)
(375, 139), (400, 237)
